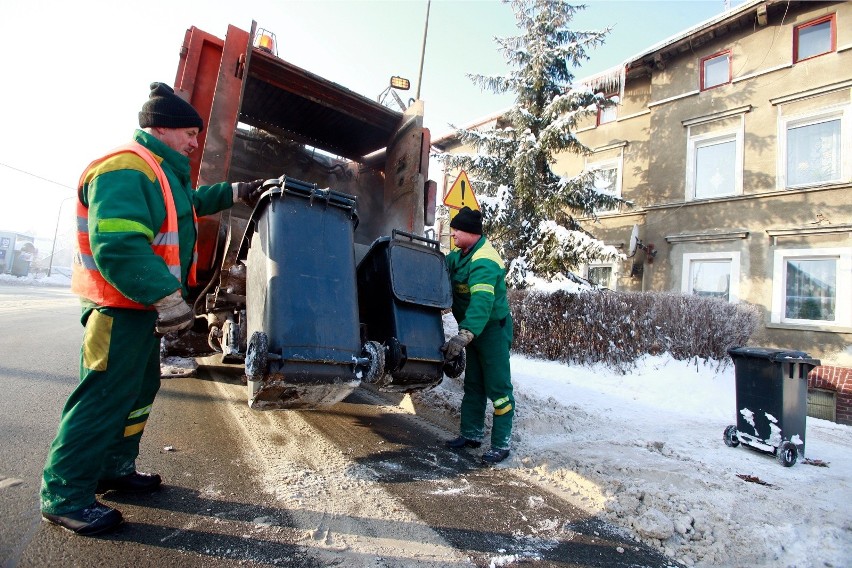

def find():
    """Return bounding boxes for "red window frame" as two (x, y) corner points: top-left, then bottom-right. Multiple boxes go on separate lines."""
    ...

(596, 93), (618, 126)
(793, 14), (836, 63)
(700, 50), (731, 91)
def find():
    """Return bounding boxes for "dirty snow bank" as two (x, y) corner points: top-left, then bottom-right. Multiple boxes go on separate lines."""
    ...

(0, 272), (71, 287)
(412, 353), (851, 567)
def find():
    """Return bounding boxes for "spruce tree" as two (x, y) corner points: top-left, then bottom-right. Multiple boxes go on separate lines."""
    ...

(439, 0), (625, 287)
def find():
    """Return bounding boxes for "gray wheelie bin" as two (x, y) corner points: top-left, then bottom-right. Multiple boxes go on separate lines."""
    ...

(356, 230), (456, 391)
(723, 347), (820, 466)
(239, 176), (381, 409)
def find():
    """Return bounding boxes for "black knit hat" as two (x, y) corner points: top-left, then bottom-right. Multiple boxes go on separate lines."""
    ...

(138, 82), (204, 131)
(450, 206), (482, 234)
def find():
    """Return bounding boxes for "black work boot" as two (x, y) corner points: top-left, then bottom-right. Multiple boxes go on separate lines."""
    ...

(42, 501), (123, 536)
(96, 471), (162, 494)
(481, 448), (510, 464)
(446, 436), (482, 449)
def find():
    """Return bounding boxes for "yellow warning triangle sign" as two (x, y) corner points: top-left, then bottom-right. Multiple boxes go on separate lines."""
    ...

(443, 170), (479, 210)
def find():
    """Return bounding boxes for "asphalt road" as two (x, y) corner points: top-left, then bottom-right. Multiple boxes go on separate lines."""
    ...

(1, 283), (678, 567)
(0, 284), (83, 567)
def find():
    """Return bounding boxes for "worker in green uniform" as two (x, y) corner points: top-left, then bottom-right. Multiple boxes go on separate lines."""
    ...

(40, 82), (266, 536)
(442, 206), (514, 464)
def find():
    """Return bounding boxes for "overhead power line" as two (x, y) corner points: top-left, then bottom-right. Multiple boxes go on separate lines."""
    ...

(0, 161), (75, 191)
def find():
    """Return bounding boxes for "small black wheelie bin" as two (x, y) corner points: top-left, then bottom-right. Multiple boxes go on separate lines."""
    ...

(357, 230), (454, 391)
(723, 347), (820, 466)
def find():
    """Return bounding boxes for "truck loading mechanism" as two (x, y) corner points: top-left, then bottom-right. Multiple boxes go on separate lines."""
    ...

(162, 22), (455, 409)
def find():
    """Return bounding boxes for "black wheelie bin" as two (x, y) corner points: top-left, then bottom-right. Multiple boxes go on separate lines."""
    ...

(356, 230), (457, 391)
(239, 176), (381, 409)
(723, 347), (820, 466)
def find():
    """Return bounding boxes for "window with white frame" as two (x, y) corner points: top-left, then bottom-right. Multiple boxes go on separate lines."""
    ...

(586, 264), (615, 289)
(597, 94), (619, 125)
(686, 127), (743, 200)
(780, 107), (848, 188)
(587, 157), (622, 213)
(682, 252), (740, 302)
(794, 14), (835, 63)
(701, 50), (731, 91)
(771, 247), (851, 326)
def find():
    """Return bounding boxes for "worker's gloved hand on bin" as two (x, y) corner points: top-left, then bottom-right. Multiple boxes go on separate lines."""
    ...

(153, 290), (195, 335)
(232, 179), (265, 208)
(441, 329), (474, 361)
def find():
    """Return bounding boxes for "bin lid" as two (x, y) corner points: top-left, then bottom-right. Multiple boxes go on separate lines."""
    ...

(388, 241), (452, 308)
(237, 179), (358, 262)
(727, 346), (820, 365)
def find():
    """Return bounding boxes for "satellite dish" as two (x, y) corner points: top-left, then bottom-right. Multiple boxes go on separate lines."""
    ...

(628, 224), (640, 257)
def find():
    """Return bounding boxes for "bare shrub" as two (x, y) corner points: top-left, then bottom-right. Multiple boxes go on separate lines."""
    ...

(509, 289), (761, 372)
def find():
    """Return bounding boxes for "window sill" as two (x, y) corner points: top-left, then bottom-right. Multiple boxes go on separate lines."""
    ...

(766, 322), (852, 334)
(794, 50), (834, 65)
(688, 193), (740, 202)
(783, 180), (847, 191)
(700, 82), (731, 92)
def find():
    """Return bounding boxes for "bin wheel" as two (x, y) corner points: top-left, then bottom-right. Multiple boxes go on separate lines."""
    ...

(362, 340), (385, 383)
(775, 441), (798, 467)
(384, 337), (407, 373)
(245, 331), (269, 380)
(723, 425), (740, 448)
(442, 350), (466, 379)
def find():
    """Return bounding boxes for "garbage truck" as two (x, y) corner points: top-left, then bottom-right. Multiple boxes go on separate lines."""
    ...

(163, 22), (459, 409)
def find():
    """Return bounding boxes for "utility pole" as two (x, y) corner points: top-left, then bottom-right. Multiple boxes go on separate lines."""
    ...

(415, 0), (431, 100)
(48, 195), (74, 277)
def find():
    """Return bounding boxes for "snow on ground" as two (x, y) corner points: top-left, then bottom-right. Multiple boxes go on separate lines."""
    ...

(0, 272), (71, 287)
(413, 352), (851, 568)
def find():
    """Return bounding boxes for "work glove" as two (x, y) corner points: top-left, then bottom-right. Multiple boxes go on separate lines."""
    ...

(153, 290), (195, 335)
(441, 329), (474, 361)
(232, 179), (265, 207)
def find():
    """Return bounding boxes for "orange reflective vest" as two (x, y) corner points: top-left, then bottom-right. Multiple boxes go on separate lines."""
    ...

(71, 141), (198, 308)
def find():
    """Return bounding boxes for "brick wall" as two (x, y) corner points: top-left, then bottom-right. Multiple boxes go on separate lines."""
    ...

(808, 366), (852, 426)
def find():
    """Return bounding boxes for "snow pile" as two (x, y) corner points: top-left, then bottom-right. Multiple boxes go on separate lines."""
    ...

(412, 352), (851, 567)
(160, 355), (198, 378)
(0, 272), (71, 287)
(520, 273), (591, 294)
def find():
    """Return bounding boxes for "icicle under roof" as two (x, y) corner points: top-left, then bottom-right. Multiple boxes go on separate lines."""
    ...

(575, 64), (626, 104)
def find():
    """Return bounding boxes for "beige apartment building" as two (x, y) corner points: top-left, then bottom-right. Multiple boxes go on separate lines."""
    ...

(434, 0), (851, 421)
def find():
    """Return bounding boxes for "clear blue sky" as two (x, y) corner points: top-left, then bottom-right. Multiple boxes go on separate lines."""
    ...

(0, 0), (735, 240)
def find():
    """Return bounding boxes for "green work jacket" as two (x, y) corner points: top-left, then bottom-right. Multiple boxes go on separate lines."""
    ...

(446, 236), (510, 337)
(79, 129), (233, 306)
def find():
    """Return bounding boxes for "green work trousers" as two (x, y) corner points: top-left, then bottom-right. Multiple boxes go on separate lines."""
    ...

(41, 306), (160, 514)
(459, 315), (514, 450)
